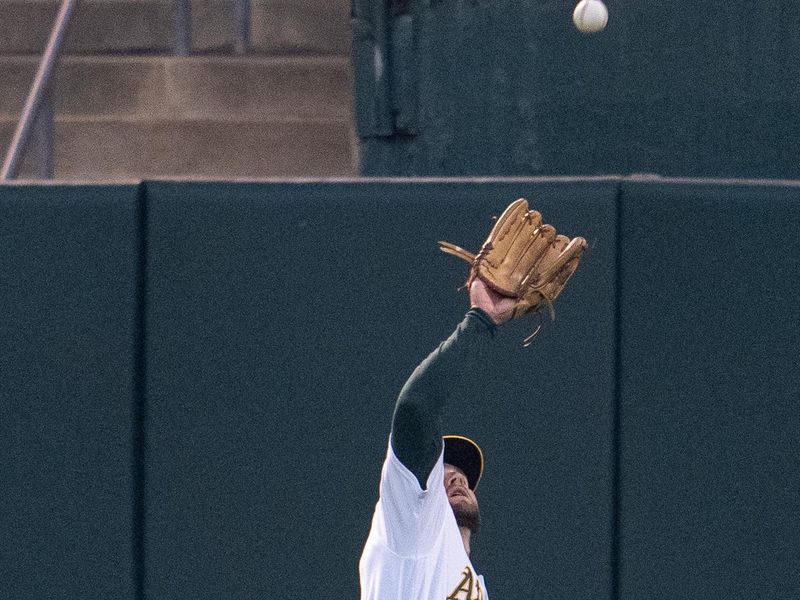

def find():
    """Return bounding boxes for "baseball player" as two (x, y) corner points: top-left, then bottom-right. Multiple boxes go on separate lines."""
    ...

(359, 199), (587, 600)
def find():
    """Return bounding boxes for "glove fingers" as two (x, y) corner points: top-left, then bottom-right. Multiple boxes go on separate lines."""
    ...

(529, 234), (570, 283)
(438, 240), (477, 264)
(538, 236), (587, 283)
(507, 224), (555, 286)
(516, 235), (577, 310)
(480, 222), (552, 295)
(540, 259), (580, 302)
(536, 237), (587, 301)
(482, 201), (540, 266)
(477, 199), (542, 295)
(489, 198), (534, 247)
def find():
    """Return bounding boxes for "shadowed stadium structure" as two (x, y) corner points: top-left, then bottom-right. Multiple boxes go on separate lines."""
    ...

(2, 2), (799, 599)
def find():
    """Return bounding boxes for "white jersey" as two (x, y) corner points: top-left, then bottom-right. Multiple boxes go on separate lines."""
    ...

(360, 441), (488, 600)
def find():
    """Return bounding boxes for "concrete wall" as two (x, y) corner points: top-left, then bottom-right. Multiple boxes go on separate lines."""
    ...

(0, 0), (355, 179)
(2, 178), (798, 599)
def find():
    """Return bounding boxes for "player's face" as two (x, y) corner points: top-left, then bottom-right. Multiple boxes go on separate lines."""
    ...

(444, 463), (480, 533)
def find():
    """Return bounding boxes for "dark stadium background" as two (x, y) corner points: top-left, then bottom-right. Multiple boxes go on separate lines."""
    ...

(2, 2), (799, 599)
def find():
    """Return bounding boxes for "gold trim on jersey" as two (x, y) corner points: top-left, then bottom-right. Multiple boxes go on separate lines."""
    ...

(447, 565), (484, 600)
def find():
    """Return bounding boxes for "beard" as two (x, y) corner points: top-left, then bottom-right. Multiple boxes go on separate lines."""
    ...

(451, 500), (481, 536)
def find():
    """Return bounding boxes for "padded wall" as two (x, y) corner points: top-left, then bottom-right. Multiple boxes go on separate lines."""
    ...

(143, 179), (616, 600)
(617, 180), (800, 599)
(0, 184), (140, 599)
(3, 178), (799, 600)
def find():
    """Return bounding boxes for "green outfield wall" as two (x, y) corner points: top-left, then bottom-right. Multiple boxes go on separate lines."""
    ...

(2, 178), (798, 600)
(1, 184), (141, 598)
(353, 1), (800, 179)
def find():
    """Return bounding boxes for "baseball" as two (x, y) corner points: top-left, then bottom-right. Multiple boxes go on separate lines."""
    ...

(573, 0), (608, 33)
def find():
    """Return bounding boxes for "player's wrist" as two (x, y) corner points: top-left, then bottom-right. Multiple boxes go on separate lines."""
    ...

(467, 307), (498, 332)
(468, 279), (516, 325)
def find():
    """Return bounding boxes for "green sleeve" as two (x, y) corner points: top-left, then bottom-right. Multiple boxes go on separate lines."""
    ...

(390, 308), (496, 489)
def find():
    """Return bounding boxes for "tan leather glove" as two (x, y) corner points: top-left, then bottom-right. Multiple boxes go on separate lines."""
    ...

(439, 198), (587, 344)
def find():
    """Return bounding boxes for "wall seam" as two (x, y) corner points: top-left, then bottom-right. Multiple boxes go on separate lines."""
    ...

(132, 181), (149, 600)
(610, 177), (623, 600)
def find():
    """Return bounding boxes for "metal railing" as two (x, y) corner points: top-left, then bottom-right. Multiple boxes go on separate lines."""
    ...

(1, 0), (76, 180)
(1, 0), (254, 181)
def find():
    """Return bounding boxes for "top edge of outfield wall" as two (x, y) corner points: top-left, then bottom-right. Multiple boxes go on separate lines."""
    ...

(2, 175), (800, 187)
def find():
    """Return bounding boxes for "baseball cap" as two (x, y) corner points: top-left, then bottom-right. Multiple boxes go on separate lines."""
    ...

(443, 435), (484, 490)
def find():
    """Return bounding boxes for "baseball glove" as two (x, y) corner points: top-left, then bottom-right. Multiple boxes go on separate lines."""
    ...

(438, 198), (587, 344)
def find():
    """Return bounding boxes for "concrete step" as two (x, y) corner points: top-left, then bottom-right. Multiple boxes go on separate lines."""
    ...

(0, 0), (350, 55)
(0, 117), (357, 179)
(0, 55), (353, 120)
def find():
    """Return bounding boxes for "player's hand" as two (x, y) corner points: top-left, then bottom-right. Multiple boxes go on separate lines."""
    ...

(469, 279), (516, 325)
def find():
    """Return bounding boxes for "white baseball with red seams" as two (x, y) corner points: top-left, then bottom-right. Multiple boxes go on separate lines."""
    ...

(573, 0), (609, 33)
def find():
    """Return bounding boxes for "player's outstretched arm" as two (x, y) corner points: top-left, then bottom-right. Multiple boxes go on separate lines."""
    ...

(390, 280), (512, 489)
